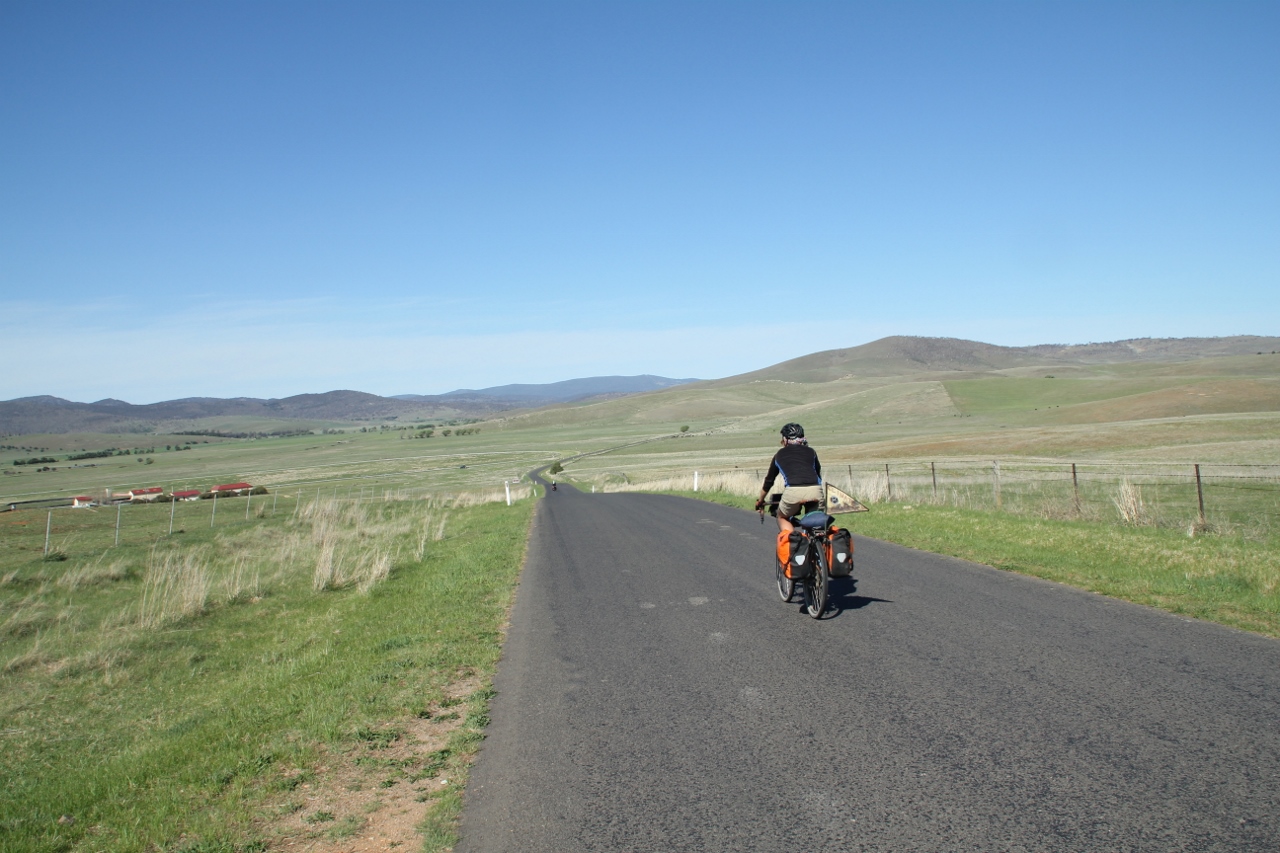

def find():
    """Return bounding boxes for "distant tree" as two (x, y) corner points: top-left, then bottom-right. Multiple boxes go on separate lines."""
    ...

(680, 425), (689, 433)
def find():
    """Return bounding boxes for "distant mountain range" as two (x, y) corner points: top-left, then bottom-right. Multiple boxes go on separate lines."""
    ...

(4, 336), (1277, 436)
(0, 375), (701, 435)
(395, 375), (699, 404)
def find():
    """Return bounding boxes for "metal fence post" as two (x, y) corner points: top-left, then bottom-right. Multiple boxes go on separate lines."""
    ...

(211, 492), (217, 528)
(169, 495), (176, 535)
(115, 503), (121, 546)
(931, 462), (938, 499)
(44, 511), (52, 556)
(1072, 463), (1080, 515)
(993, 461), (1001, 509)
(885, 464), (892, 501)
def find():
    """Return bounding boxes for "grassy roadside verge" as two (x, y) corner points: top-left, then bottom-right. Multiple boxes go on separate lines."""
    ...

(1, 496), (535, 853)
(652, 489), (1280, 639)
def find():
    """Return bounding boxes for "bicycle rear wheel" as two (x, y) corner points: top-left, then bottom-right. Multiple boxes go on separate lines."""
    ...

(803, 542), (828, 618)
(775, 552), (795, 602)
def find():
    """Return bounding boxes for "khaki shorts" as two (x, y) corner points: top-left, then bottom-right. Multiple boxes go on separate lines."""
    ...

(778, 484), (825, 519)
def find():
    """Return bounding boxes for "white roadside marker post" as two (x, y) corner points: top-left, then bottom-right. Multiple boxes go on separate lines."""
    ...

(505, 481), (511, 506)
(115, 503), (122, 546)
(694, 471), (699, 492)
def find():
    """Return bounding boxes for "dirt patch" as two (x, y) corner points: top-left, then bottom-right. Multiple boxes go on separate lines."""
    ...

(263, 676), (483, 852)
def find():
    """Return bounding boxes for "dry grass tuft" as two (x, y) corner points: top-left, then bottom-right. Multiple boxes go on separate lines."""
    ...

(1113, 478), (1149, 526)
(139, 548), (211, 628)
(854, 470), (890, 504)
(4, 635), (50, 673)
(1, 604), (52, 640)
(56, 553), (133, 590)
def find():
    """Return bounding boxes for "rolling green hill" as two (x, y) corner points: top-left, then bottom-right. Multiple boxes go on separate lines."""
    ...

(5, 337), (1279, 506)
(485, 337), (1280, 472)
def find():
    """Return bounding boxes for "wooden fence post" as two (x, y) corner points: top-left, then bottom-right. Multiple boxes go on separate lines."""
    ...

(993, 461), (1001, 509)
(885, 463), (892, 501)
(211, 492), (217, 528)
(1072, 463), (1080, 515)
(115, 503), (121, 546)
(931, 462), (938, 499)
(169, 495), (176, 535)
(1195, 464), (1206, 526)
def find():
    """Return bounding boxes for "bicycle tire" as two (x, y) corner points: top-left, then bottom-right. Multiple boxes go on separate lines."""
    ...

(804, 540), (828, 618)
(775, 551), (795, 602)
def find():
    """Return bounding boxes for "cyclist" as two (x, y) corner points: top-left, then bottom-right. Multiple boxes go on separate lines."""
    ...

(755, 422), (823, 533)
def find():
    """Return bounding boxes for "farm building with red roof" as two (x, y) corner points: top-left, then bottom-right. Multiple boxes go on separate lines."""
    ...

(211, 482), (252, 494)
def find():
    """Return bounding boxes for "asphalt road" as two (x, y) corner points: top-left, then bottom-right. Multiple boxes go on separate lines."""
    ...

(457, 486), (1280, 852)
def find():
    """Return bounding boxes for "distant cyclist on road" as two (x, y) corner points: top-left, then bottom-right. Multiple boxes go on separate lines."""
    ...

(755, 422), (823, 533)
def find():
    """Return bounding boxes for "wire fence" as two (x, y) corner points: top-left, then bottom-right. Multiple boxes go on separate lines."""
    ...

(599, 461), (1280, 538)
(3, 477), (537, 559)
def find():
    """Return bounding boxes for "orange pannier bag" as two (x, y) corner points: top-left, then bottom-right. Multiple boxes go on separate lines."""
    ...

(825, 527), (854, 578)
(776, 530), (812, 580)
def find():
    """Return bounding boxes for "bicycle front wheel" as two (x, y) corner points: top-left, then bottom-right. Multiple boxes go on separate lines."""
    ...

(804, 542), (828, 618)
(776, 552), (795, 602)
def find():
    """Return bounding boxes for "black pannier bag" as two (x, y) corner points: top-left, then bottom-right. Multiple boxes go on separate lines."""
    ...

(787, 530), (813, 580)
(827, 528), (853, 578)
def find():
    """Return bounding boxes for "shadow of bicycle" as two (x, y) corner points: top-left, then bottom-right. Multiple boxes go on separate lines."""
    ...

(823, 576), (892, 618)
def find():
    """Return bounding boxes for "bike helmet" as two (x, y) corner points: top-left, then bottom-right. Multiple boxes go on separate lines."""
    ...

(780, 422), (805, 440)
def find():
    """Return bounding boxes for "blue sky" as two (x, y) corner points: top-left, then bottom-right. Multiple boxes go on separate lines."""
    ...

(3, 1), (1277, 403)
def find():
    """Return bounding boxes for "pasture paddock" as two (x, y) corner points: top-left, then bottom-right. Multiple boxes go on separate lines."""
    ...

(3, 346), (1279, 848)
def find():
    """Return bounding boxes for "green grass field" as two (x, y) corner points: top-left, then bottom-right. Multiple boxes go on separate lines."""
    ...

(1, 492), (534, 853)
(3, 346), (1279, 850)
